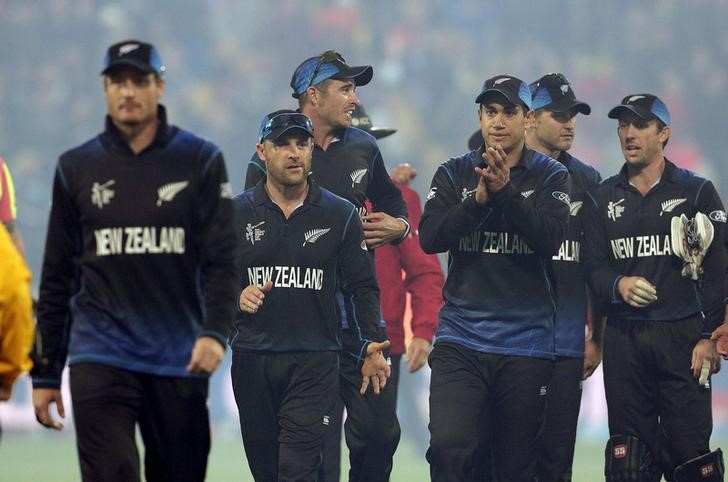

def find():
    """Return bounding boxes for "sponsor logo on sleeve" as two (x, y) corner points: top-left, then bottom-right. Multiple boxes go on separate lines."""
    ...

(552, 191), (571, 205)
(426, 187), (437, 201)
(709, 210), (727, 223)
(569, 201), (583, 216)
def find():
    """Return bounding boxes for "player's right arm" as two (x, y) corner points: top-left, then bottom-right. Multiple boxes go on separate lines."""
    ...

(32, 161), (81, 428)
(419, 161), (490, 254)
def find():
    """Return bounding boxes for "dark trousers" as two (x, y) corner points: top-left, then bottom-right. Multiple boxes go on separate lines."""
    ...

(319, 352), (401, 482)
(232, 350), (339, 482)
(70, 362), (211, 482)
(536, 356), (583, 482)
(603, 316), (713, 479)
(428, 343), (553, 482)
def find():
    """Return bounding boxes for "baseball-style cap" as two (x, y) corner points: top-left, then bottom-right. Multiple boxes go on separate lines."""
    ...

(101, 40), (165, 76)
(608, 94), (671, 125)
(258, 110), (315, 143)
(475, 75), (532, 110)
(350, 104), (397, 139)
(529, 73), (591, 115)
(290, 50), (373, 98)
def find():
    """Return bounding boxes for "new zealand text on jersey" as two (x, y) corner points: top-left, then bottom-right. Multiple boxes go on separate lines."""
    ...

(94, 226), (185, 256)
(458, 231), (534, 254)
(610, 235), (671, 259)
(248, 266), (324, 290)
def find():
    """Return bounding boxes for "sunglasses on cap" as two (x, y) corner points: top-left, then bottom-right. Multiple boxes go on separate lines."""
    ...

(259, 112), (314, 143)
(306, 50), (346, 91)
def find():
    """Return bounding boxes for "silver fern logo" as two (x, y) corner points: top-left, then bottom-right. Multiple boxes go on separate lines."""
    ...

(303, 228), (331, 246)
(157, 181), (189, 206)
(569, 201), (583, 216)
(660, 198), (686, 216)
(521, 190), (534, 198)
(350, 169), (367, 187)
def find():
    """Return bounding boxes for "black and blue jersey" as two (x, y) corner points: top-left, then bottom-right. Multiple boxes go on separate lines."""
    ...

(420, 147), (570, 359)
(582, 159), (727, 333)
(230, 181), (380, 364)
(32, 106), (239, 387)
(550, 152), (601, 358)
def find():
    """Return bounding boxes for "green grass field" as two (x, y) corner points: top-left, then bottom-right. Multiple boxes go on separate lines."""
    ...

(0, 430), (631, 481)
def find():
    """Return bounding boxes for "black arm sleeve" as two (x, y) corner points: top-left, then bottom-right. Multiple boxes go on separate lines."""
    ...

(419, 164), (493, 254)
(32, 163), (81, 388)
(338, 209), (382, 366)
(367, 148), (410, 239)
(196, 148), (240, 345)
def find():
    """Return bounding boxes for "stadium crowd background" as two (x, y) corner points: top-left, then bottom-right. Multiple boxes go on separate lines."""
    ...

(2, 0), (728, 476)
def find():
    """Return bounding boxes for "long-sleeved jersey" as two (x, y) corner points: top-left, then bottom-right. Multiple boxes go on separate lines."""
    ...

(231, 181), (380, 365)
(420, 146), (570, 359)
(245, 126), (408, 341)
(582, 159), (726, 333)
(550, 151), (601, 358)
(375, 181), (443, 356)
(32, 106), (239, 387)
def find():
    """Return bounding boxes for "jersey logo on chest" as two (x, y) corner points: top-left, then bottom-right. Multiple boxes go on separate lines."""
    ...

(303, 228), (331, 246)
(350, 169), (367, 188)
(659, 198), (686, 216)
(157, 181), (189, 206)
(245, 221), (266, 245)
(91, 180), (116, 209)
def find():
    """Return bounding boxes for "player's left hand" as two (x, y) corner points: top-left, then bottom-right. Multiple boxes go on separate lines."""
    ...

(479, 145), (510, 193)
(361, 212), (407, 249)
(406, 337), (431, 373)
(360, 340), (392, 395)
(187, 336), (225, 374)
(691, 338), (721, 379)
(582, 339), (602, 380)
(710, 322), (728, 359)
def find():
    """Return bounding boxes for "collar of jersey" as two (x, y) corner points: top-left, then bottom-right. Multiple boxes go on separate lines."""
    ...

(252, 178), (322, 208)
(615, 158), (678, 188)
(104, 104), (172, 155)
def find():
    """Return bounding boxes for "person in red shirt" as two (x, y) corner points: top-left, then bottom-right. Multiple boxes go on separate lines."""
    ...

(351, 104), (444, 390)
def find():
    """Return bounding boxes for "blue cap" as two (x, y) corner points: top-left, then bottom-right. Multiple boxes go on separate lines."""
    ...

(101, 40), (165, 76)
(608, 94), (671, 126)
(529, 73), (591, 115)
(475, 75), (532, 110)
(258, 110), (314, 144)
(290, 50), (373, 98)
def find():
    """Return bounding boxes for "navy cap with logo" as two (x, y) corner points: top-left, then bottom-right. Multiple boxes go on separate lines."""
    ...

(608, 93), (671, 126)
(258, 110), (315, 144)
(350, 104), (397, 139)
(290, 50), (373, 99)
(101, 40), (165, 76)
(475, 75), (532, 110)
(529, 73), (591, 115)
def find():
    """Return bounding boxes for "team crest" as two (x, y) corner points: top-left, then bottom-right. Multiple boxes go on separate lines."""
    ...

(659, 198), (686, 216)
(350, 169), (367, 187)
(303, 228), (331, 246)
(157, 181), (189, 206)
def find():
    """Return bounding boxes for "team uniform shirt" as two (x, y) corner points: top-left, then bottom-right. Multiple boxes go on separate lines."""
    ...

(582, 159), (727, 333)
(375, 181), (443, 356)
(32, 106), (239, 387)
(550, 152), (601, 358)
(0, 157), (18, 222)
(230, 181), (380, 363)
(420, 146), (570, 359)
(245, 126), (408, 338)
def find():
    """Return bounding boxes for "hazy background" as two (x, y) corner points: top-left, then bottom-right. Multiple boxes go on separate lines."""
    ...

(2, 0), (728, 480)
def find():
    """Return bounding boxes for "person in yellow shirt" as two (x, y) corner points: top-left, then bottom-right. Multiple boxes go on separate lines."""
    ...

(0, 223), (34, 404)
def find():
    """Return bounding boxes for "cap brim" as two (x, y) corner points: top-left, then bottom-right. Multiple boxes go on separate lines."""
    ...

(370, 127), (397, 139)
(542, 99), (592, 115)
(475, 89), (520, 107)
(101, 59), (157, 75)
(265, 125), (314, 142)
(607, 105), (655, 121)
(331, 65), (373, 87)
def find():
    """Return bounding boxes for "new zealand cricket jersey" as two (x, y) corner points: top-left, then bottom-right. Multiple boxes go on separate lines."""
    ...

(230, 181), (380, 364)
(550, 152), (601, 358)
(33, 106), (239, 387)
(420, 147), (570, 359)
(582, 159), (727, 333)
